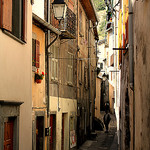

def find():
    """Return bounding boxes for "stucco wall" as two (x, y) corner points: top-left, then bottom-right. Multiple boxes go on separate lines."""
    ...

(32, 24), (46, 107)
(95, 77), (102, 119)
(32, 24), (47, 149)
(50, 96), (77, 150)
(133, 1), (150, 149)
(0, 1), (32, 150)
(109, 83), (114, 114)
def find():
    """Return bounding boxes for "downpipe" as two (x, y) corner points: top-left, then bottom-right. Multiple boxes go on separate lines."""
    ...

(129, 0), (134, 91)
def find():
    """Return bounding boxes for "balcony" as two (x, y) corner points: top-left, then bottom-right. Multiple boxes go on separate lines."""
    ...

(60, 7), (76, 39)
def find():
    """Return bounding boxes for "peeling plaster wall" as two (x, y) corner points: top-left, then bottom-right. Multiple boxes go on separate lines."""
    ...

(95, 77), (102, 119)
(119, 53), (130, 150)
(133, 1), (150, 149)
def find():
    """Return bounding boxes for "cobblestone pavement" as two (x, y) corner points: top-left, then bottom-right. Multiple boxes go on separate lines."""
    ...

(78, 115), (118, 150)
(78, 127), (118, 150)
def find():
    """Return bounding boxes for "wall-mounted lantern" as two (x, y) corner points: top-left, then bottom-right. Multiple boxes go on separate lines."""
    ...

(52, 0), (67, 21)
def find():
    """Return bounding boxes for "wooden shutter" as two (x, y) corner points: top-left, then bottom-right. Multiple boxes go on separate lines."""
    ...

(32, 39), (36, 66)
(22, 0), (27, 42)
(1, 0), (12, 31)
(35, 40), (40, 68)
(0, 0), (2, 27)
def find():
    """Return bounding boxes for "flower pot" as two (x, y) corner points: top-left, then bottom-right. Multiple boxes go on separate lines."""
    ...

(36, 79), (42, 83)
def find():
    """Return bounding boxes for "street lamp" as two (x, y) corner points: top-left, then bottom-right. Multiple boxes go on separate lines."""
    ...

(52, 0), (67, 21)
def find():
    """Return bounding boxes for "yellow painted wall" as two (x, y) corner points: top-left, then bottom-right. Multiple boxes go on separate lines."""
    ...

(32, 24), (47, 149)
(32, 24), (46, 107)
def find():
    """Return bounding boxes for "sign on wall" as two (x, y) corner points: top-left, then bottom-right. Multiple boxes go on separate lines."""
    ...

(70, 130), (76, 148)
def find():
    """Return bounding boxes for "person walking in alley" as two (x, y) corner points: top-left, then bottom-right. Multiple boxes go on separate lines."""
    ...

(103, 103), (111, 133)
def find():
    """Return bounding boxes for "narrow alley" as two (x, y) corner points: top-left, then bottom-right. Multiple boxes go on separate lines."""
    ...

(79, 115), (118, 150)
(0, 0), (150, 150)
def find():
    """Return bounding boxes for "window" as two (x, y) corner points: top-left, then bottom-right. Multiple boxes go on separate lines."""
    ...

(85, 19), (88, 40)
(84, 67), (88, 89)
(32, 39), (40, 68)
(0, 0), (27, 42)
(79, 8), (82, 34)
(79, 60), (82, 84)
(50, 45), (59, 81)
(67, 52), (73, 84)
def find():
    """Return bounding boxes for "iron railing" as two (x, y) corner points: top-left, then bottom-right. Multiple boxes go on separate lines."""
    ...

(61, 7), (76, 39)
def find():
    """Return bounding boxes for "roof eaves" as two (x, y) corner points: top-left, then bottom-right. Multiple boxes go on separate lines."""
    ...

(32, 13), (61, 35)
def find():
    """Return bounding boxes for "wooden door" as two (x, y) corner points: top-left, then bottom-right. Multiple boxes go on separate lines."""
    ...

(4, 119), (14, 150)
(61, 114), (64, 150)
(50, 115), (53, 150)
(50, 115), (56, 150)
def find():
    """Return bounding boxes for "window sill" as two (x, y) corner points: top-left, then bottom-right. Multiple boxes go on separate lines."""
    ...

(2, 29), (26, 44)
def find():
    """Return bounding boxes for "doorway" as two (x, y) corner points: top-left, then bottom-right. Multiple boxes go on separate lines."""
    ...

(4, 117), (15, 150)
(36, 116), (44, 150)
(50, 114), (56, 150)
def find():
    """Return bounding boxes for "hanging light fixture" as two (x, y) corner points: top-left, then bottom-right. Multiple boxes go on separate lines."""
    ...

(52, 0), (67, 21)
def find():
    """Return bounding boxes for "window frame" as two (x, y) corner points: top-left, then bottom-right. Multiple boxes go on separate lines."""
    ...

(79, 60), (82, 84)
(50, 45), (59, 81)
(32, 38), (40, 69)
(0, 0), (27, 43)
(67, 52), (73, 85)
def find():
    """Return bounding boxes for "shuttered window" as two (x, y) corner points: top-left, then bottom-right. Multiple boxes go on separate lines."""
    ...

(67, 52), (73, 84)
(50, 45), (59, 81)
(79, 8), (82, 34)
(0, 0), (27, 42)
(84, 67), (88, 89)
(32, 39), (40, 68)
(79, 60), (82, 84)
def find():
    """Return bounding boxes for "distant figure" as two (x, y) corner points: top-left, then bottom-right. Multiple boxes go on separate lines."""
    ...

(103, 110), (111, 133)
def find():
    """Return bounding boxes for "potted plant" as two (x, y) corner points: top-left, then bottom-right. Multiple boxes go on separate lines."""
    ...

(35, 69), (44, 83)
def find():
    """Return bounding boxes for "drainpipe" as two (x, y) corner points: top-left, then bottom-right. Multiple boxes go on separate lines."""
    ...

(46, 1), (59, 150)
(46, 0), (59, 117)
(88, 21), (91, 132)
(129, 0), (134, 90)
(128, 0), (135, 150)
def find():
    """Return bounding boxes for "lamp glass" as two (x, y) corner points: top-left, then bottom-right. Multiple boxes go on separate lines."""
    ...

(53, 4), (67, 20)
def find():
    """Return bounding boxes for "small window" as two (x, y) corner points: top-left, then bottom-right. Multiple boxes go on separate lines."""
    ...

(79, 60), (82, 84)
(32, 39), (40, 68)
(84, 67), (88, 89)
(0, 0), (27, 42)
(67, 52), (73, 85)
(79, 8), (82, 34)
(50, 45), (59, 81)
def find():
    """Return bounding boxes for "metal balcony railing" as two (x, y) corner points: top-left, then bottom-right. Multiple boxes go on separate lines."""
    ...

(60, 8), (76, 39)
